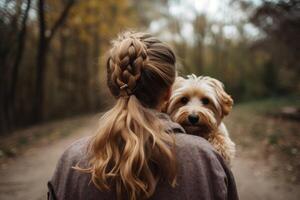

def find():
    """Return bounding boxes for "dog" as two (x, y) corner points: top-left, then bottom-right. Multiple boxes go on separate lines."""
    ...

(166, 74), (236, 164)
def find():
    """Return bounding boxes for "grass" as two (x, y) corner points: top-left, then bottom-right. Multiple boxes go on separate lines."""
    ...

(235, 95), (300, 114)
(226, 96), (300, 183)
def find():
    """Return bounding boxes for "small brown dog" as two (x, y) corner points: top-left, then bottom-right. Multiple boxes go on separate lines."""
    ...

(166, 74), (236, 164)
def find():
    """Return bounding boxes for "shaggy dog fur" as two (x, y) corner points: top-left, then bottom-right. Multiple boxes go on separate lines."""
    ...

(166, 74), (236, 164)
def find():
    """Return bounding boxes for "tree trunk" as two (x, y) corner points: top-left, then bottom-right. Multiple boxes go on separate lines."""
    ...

(10, 0), (31, 119)
(90, 30), (101, 109)
(34, 39), (48, 122)
(0, 0), (25, 134)
(33, 0), (75, 122)
(58, 32), (67, 87)
(0, 72), (10, 134)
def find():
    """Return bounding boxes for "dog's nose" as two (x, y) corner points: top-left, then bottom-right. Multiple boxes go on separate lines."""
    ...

(188, 114), (199, 124)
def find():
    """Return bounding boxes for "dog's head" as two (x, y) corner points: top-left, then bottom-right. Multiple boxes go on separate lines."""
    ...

(166, 74), (233, 138)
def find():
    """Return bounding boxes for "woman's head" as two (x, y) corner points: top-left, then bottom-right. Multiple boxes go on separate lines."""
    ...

(107, 32), (176, 108)
(77, 32), (177, 200)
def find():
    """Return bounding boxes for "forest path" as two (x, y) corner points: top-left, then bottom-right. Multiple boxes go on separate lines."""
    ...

(0, 115), (299, 200)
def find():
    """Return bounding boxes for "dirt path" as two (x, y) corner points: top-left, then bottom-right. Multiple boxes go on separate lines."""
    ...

(0, 117), (299, 200)
(0, 119), (96, 200)
(232, 154), (300, 200)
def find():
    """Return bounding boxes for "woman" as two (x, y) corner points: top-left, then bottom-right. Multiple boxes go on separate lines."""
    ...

(48, 32), (239, 200)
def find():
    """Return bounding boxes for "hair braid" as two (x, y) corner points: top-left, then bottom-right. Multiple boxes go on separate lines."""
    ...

(108, 36), (147, 97)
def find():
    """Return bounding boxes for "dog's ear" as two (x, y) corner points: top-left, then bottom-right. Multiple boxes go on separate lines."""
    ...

(209, 78), (233, 117)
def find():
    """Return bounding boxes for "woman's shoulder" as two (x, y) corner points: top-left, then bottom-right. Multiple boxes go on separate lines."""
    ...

(65, 136), (91, 153)
(175, 133), (214, 149)
(56, 136), (91, 169)
(175, 134), (224, 166)
(157, 112), (186, 134)
(49, 135), (115, 200)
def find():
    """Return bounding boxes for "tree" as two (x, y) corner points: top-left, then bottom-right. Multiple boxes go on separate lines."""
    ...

(0, 0), (30, 133)
(251, 0), (300, 93)
(0, 0), (140, 133)
(34, 0), (75, 122)
(192, 14), (207, 74)
(10, 0), (31, 116)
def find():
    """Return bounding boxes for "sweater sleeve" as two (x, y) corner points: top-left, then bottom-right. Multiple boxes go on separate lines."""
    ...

(220, 157), (239, 200)
(47, 181), (57, 200)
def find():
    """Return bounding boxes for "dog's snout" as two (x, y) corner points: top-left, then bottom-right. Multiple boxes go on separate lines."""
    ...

(188, 114), (199, 124)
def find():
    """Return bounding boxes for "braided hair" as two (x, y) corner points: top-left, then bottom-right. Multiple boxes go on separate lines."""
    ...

(78, 32), (177, 200)
(107, 32), (176, 107)
(108, 33), (147, 97)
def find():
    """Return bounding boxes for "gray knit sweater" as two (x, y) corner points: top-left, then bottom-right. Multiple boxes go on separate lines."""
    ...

(48, 114), (238, 200)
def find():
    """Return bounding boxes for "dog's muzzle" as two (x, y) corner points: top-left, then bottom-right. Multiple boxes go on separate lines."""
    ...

(188, 114), (199, 125)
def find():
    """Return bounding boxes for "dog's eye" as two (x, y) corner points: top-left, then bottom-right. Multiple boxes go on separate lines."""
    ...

(180, 97), (189, 104)
(202, 97), (210, 105)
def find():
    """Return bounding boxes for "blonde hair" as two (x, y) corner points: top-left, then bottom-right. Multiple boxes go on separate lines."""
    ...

(79, 32), (177, 200)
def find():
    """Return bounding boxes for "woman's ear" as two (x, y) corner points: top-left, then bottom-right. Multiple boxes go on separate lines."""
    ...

(160, 76), (185, 113)
(160, 87), (172, 113)
(165, 87), (172, 101)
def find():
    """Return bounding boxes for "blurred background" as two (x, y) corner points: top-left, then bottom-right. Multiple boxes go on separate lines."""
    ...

(0, 0), (299, 199)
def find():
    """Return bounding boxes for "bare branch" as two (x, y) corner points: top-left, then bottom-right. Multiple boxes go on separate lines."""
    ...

(47, 0), (75, 42)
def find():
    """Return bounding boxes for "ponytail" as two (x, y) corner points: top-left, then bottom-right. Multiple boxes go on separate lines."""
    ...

(86, 96), (176, 199)
(76, 32), (177, 200)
